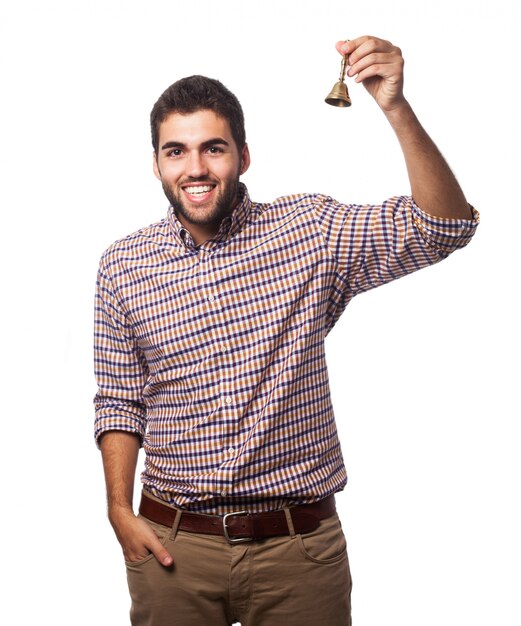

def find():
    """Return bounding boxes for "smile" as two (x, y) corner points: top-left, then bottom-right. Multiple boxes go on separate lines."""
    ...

(181, 183), (217, 204)
(184, 185), (215, 195)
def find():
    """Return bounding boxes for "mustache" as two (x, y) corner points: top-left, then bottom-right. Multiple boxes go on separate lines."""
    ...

(178, 176), (218, 185)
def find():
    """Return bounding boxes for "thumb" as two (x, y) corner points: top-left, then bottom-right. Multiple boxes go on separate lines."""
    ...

(149, 537), (174, 566)
(335, 40), (350, 56)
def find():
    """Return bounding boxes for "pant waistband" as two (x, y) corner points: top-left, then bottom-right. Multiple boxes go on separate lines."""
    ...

(139, 492), (336, 544)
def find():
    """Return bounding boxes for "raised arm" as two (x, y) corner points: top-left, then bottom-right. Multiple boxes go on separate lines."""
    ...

(338, 37), (472, 220)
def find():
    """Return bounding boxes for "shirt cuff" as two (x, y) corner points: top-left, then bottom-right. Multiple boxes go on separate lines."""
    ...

(94, 397), (147, 448)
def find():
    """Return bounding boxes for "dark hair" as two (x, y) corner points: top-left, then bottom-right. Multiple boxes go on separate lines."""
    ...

(150, 75), (246, 154)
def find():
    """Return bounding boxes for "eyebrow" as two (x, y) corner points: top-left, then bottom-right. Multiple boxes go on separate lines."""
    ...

(160, 137), (230, 151)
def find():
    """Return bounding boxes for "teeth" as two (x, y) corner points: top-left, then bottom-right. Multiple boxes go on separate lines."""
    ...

(185, 185), (213, 195)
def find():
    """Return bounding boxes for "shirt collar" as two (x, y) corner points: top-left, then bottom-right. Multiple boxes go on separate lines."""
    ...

(167, 183), (252, 251)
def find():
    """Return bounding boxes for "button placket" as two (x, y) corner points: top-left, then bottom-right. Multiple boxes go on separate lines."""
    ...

(200, 253), (238, 481)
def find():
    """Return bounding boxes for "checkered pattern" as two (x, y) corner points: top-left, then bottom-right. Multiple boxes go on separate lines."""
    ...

(94, 184), (478, 514)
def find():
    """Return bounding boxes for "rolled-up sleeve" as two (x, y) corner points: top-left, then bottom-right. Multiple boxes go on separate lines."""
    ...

(411, 201), (479, 256)
(93, 256), (148, 446)
(314, 194), (479, 298)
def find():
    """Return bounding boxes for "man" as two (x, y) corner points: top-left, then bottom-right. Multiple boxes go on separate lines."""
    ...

(94, 36), (478, 625)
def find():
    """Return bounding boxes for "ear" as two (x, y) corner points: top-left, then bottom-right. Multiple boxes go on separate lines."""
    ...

(239, 143), (251, 176)
(153, 151), (161, 180)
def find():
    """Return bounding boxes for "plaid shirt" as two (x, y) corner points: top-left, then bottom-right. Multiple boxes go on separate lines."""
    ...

(94, 184), (478, 514)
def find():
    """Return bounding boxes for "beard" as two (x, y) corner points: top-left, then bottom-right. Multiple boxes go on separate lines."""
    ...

(162, 174), (241, 231)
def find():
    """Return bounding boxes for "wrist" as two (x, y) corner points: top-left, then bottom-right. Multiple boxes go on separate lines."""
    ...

(383, 98), (417, 131)
(108, 503), (135, 527)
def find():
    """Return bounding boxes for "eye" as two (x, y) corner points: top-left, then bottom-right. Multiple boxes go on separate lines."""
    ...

(167, 148), (183, 157)
(207, 146), (224, 154)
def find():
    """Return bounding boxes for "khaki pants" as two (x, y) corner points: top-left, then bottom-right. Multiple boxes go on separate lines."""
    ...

(126, 509), (352, 625)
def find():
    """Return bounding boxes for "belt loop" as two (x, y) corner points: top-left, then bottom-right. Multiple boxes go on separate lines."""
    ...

(169, 509), (183, 540)
(283, 507), (296, 538)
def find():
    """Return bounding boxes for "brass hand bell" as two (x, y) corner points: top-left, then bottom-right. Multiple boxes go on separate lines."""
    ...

(325, 54), (351, 107)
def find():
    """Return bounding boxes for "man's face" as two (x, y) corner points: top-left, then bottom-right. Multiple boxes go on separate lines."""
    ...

(153, 109), (250, 245)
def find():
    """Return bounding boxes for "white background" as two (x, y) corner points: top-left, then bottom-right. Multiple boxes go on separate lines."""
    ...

(1, 1), (519, 624)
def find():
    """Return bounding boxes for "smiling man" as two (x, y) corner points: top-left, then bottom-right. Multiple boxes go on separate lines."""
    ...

(153, 109), (250, 245)
(94, 36), (479, 626)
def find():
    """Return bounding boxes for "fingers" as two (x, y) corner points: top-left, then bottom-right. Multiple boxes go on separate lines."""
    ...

(335, 36), (403, 82)
(125, 534), (174, 566)
(334, 36), (405, 111)
(138, 517), (174, 566)
(349, 52), (403, 84)
(337, 36), (394, 59)
(114, 512), (174, 567)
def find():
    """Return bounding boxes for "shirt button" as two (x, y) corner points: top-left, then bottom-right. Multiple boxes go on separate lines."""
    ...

(227, 447), (235, 455)
(224, 396), (233, 405)
(221, 489), (228, 497)
(207, 294), (216, 302)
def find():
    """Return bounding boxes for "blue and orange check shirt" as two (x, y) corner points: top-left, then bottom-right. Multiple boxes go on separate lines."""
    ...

(94, 184), (479, 514)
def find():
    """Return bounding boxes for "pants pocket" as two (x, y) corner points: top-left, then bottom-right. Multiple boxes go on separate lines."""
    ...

(124, 515), (171, 568)
(296, 514), (348, 564)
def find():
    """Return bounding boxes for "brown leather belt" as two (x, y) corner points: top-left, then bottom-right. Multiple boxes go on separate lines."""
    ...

(139, 492), (336, 544)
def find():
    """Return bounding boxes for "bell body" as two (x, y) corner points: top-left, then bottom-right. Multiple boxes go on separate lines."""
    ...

(325, 53), (352, 107)
(325, 81), (352, 107)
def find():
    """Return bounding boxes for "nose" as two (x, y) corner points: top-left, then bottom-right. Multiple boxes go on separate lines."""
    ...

(186, 150), (208, 179)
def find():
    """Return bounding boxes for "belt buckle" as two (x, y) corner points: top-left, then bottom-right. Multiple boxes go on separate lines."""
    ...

(223, 510), (253, 544)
